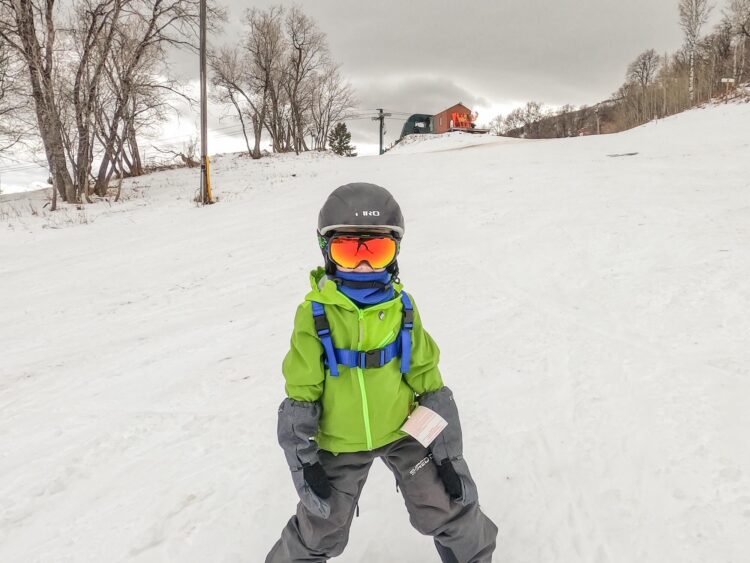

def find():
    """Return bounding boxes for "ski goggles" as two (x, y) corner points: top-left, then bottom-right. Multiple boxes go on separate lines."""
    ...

(327, 234), (399, 269)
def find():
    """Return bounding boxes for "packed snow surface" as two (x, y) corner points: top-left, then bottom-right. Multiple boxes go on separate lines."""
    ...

(2, 103), (749, 562)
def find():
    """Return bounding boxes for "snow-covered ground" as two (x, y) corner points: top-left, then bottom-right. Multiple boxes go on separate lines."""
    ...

(0, 155), (50, 196)
(392, 131), (508, 154)
(1, 101), (749, 562)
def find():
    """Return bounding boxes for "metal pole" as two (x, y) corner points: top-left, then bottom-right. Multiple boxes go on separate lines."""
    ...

(595, 106), (600, 135)
(199, 0), (208, 204)
(371, 109), (391, 155)
(380, 109), (385, 155)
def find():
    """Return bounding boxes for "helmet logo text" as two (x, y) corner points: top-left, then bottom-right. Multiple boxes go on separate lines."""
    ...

(362, 210), (380, 217)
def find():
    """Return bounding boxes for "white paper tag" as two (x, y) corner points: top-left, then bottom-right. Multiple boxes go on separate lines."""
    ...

(400, 405), (448, 448)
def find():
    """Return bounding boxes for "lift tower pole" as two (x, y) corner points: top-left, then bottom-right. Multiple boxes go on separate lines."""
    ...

(372, 109), (391, 155)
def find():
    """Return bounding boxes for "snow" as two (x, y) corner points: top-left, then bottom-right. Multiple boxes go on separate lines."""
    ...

(0, 156), (50, 195)
(1, 101), (749, 562)
(390, 131), (507, 154)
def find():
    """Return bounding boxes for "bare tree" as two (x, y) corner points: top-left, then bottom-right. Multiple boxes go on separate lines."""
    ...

(488, 114), (505, 136)
(308, 63), (356, 150)
(121, 70), (176, 176)
(614, 82), (642, 128)
(699, 19), (735, 98)
(94, 52), (176, 185)
(679, 0), (713, 104)
(628, 49), (661, 92)
(210, 5), (353, 157)
(233, 5), (293, 154)
(210, 46), (254, 154)
(245, 5), (286, 156)
(498, 11), (745, 139)
(0, 41), (10, 147)
(284, 6), (328, 154)
(91, 0), (209, 195)
(726, 0), (750, 82)
(0, 36), (27, 152)
(0, 0), (203, 205)
(521, 101), (547, 137)
(553, 104), (579, 137)
(627, 49), (661, 120)
(68, 0), (122, 202)
(93, 30), (180, 188)
(727, 0), (750, 37)
(0, 0), (76, 203)
(503, 107), (525, 135)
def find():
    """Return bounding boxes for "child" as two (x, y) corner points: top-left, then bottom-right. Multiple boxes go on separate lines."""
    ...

(266, 183), (497, 562)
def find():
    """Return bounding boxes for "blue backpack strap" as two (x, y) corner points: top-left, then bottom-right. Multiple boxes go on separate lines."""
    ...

(311, 295), (413, 375)
(311, 301), (339, 377)
(399, 292), (414, 374)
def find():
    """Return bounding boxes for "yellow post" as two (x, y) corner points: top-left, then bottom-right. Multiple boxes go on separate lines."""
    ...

(205, 154), (214, 203)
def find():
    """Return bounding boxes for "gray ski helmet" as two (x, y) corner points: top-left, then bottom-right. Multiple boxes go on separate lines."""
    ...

(317, 182), (405, 238)
(317, 182), (405, 276)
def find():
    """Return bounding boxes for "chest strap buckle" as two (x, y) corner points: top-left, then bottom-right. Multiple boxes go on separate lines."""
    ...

(360, 349), (385, 369)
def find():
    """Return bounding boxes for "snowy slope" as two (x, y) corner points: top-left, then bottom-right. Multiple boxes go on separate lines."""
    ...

(390, 131), (509, 154)
(1, 102), (749, 563)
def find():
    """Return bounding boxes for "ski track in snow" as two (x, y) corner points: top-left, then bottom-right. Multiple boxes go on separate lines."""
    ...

(1, 103), (749, 562)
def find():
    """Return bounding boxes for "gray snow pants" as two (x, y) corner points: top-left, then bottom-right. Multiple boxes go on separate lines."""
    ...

(265, 436), (497, 562)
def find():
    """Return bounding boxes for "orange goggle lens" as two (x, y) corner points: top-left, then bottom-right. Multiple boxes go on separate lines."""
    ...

(329, 236), (398, 269)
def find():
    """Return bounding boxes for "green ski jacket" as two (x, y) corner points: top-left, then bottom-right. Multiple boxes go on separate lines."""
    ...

(282, 267), (445, 453)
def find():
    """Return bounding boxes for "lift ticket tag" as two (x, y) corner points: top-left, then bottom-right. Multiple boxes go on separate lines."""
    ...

(400, 406), (448, 448)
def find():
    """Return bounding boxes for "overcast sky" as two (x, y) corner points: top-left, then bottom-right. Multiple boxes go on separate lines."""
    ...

(0, 0), (709, 192)
(164, 0), (699, 154)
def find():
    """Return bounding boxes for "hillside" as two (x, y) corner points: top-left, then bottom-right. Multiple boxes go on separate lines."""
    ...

(1, 101), (749, 562)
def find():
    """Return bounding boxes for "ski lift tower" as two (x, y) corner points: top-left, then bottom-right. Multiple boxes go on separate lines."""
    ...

(372, 109), (392, 155)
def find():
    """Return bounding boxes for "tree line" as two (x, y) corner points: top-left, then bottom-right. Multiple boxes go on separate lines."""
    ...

(209, 5), (355, 159)
(0, 2), (355, 207)
(493, 0), (750, 138)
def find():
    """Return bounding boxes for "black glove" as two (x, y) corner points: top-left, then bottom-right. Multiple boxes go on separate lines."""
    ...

(436, 460), (463, 500)
(303, 462), (332, 499)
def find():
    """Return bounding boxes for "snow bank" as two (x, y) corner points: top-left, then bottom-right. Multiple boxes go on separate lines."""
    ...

(1, 101), (749, 562)
(388, 131), (510, 155)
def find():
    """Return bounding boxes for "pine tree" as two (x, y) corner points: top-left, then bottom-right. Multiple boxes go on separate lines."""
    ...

(328, 122), (357, 157)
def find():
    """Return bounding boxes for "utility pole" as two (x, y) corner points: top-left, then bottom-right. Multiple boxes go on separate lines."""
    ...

(198, 0), (213, 204)
(372, 108), (391, 155)
(594, 105), (600, 135)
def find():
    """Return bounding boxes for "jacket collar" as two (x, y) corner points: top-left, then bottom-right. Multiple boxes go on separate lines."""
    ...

(304, 267), (403, 310)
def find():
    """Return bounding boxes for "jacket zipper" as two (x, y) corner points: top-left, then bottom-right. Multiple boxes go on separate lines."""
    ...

(326, 290), (400, 451)
(375, 329), (396, 349)
(355, 308), (373, 450)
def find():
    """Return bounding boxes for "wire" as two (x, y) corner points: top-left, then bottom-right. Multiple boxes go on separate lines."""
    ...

(0, 154), (38, 165)
(0, 110), (416, 174)
(0, 121), (252, 173)
(0, 162), (46, 173)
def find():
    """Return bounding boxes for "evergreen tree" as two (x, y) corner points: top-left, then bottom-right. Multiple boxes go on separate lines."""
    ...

(328, 122), (357, 156)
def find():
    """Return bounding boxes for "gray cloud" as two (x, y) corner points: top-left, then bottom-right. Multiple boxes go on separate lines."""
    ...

(353, 75), (491, 115)
(345, 75), (492, 148)
(168, 0), (705, 151)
